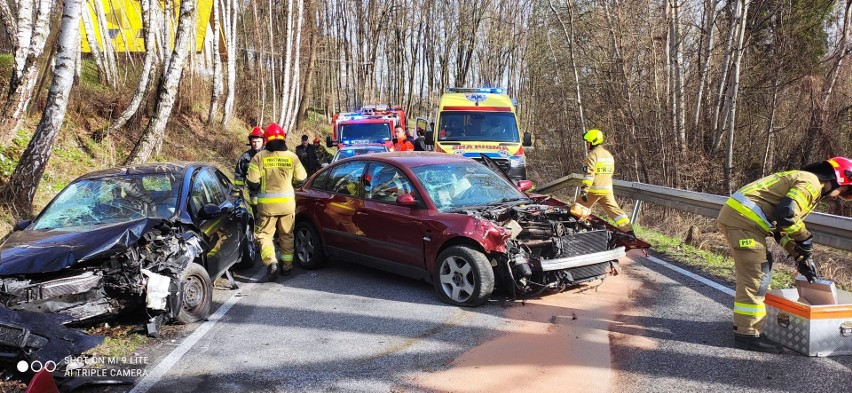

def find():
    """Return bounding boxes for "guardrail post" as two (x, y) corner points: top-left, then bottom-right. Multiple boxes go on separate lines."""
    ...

(573, 186), (580, 202)
(631, 200), (642, 226)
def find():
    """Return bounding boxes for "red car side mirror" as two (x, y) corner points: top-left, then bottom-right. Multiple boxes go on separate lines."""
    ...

(396, 194), (416, 206)
(516, 180), (533, 192)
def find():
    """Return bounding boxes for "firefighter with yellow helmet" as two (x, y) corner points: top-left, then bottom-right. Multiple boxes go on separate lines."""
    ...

(576, 129), (635, 236)
(717, 156), (852, 353)
(246, 123), (307, 281)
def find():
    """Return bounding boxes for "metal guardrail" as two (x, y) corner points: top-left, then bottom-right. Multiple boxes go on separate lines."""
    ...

(536, 174), (852, 251)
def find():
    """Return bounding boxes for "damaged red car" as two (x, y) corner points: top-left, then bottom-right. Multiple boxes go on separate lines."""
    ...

(0, 163), (256, 365)
(294, 152), (646, 307)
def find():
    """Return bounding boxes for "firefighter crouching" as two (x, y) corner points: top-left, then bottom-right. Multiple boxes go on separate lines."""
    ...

(246, 123), (308, 282)
(575, 129), (635, 237)
(235, 127), (265, 217)
(717, 156), (852, 353)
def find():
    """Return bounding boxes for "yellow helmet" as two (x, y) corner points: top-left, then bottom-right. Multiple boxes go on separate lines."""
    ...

(583, 129), (604, 146)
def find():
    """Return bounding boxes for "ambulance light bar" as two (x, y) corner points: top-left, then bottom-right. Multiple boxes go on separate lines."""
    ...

(447, 87), (504, 94)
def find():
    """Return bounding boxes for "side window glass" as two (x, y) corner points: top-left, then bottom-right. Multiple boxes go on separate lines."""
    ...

(189, 171), (211, 216)
(201, 170), (226, 204)
(213, 169), (232, 193)
(364, 163), (416, 203)
(327, 161), (366, 196)
(311, 169), (331, 191)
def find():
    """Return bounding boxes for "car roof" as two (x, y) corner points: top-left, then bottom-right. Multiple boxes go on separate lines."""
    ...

(76, 162), (208, 180)
(353, 152), (473, 168)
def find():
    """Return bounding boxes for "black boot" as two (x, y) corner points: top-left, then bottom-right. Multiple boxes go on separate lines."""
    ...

(625, 230), (637, 241)
(734, 333), (783, 354)
(265, 263), (280, 282)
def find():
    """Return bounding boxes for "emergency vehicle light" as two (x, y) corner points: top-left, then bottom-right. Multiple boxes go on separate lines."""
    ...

(447, 87), (504, 94)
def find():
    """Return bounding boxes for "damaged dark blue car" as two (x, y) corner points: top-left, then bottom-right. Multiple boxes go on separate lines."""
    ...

(0, 162), (256, 366)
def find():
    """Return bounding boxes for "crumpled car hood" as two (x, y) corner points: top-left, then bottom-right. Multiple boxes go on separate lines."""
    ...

(0, 218), (164, 275)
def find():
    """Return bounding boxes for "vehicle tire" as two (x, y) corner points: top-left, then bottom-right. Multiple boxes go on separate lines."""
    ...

(433, 245), (494, 307)
(174, 263), (213, 324)
(294, 221), (326, 270)
(235, 219), (257, 270)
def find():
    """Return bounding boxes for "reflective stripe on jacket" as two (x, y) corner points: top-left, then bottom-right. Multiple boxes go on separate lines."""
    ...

(718, 170), (822, 240)
(246, 150), (307, 216)
(582, 145), (615, 195)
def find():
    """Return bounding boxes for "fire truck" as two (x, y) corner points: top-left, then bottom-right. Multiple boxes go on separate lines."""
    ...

(326, 105), (407, 150)
(417, 87), (532, 181)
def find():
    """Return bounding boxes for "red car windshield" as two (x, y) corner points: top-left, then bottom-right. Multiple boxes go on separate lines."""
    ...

(338, 123), (392, 144)
(411, 162), (529, 211)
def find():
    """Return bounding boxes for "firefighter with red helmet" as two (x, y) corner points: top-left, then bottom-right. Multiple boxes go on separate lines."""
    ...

(246, 123), (307, 281)
(717, 156), (852, 353)
(234, 127), (265, 216)
(576, 129), (634, 235)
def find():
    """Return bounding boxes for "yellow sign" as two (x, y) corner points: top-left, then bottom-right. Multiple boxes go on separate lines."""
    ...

(739, 239), (756, 248)
(263, 157), (293, 169)
(80, 0), (214, 53)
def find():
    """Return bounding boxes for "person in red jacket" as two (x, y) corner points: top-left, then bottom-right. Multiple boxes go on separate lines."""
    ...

(393, 126), (414, 151)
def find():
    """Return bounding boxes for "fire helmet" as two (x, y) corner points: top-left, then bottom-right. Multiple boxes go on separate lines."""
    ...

(248, 127), (264, 141)
(583, 129), (604, 146)
(827, 157), (852, 186)
(264, 123), (286, 143)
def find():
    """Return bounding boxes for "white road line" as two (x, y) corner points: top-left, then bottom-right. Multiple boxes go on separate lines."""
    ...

(645, 255), (736, 297)
(130, 269), (266, 393)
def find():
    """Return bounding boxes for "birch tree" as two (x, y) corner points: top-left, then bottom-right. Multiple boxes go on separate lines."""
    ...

(105, 0), (159, 136)
(126, 0), (197, 165)
(0, 0), (84, 218)
(0, 0), (54, 145)
(220, 0), (238, 124)
(208, 0), (223, 125)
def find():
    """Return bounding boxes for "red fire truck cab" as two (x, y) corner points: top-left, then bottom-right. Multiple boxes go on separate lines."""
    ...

(327, 106), (407, 150)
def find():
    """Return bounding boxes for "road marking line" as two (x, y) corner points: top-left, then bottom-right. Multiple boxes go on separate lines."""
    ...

(645, 255), (736, 297)
(130, 269), (266, 393)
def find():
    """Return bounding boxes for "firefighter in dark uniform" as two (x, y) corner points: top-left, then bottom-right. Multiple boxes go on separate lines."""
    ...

(234, 127), (264, 217)
(717, 156), (852, 353)
(246, 123), (307, 281)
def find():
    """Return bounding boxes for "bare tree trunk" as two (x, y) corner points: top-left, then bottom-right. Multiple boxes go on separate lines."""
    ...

(221, 0), (238, 125)
(803, 0), (852, 162)
(693, 0), (718, 133)
(296, 1), (318, 129)
(669, 0), (686, 152)
(10, 0), (35, 93)
(762, 77), (779, 177)
(82, 5), (109, 84)
(1, 0), (83, 219)
(710, 1), (740, 154)
(547, 0), (586, 133)
(724, 0), (750, 194)
(0, 0), (53, 145)
(278, 0), (295, 124)
(208, 0), (223, 125)
(285, 0), (304, 130)
(92, 0), (118, 87)
(125, 0), (197, 165)
(0, 0), (18, 47)
(106, 0), (158, 136)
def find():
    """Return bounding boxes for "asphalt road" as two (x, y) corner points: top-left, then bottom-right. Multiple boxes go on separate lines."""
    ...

(117, 252), (850, 392)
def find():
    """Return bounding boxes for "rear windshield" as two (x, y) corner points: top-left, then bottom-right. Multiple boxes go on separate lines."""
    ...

(437, 111), (519, 142)
(339, 123), (392, 144)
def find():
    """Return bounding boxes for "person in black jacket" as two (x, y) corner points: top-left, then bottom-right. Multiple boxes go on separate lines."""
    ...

(408, 127), (427, 151)
(234, 127), (265, 217)
(295, 135), (321, 174)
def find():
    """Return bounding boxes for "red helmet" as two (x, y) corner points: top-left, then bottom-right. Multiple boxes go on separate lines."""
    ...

(265, 123), (286, 143)
(827, 156), (852, 186)
(313, 137), (321, 144)
(248, 127), (264, 141)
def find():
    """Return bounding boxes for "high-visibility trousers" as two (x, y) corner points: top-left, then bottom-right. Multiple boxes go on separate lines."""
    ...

(255, 213), (295, 270)
(577, 192), (633, 231)
(718, 219), (773, 336)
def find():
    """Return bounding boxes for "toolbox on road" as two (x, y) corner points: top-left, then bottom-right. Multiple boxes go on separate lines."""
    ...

(764, 284), (852, 357)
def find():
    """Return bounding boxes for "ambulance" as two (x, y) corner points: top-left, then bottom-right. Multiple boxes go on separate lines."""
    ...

(417, 87), (532, 181)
